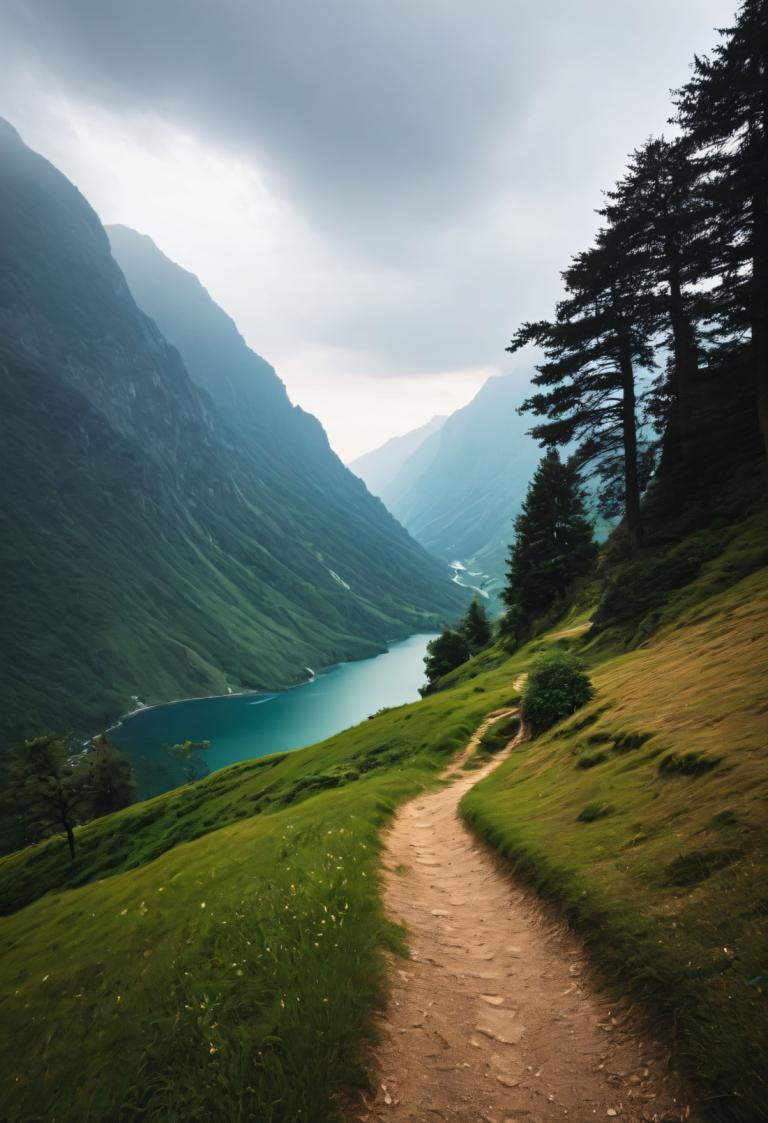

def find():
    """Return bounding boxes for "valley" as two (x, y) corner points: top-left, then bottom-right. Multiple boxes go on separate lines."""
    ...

(1, 5), (767, 1122)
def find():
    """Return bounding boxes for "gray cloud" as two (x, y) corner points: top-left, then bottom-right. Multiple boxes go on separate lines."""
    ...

(0, 0), (737, 454)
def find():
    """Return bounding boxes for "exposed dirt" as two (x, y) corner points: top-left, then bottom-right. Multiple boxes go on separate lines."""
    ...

(351, 710), (696, 1123)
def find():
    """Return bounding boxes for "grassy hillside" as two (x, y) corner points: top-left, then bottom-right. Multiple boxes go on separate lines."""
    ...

(0, 661), (522, 1122)
(1, 473), (765, 1121)
(462, 539), (768, 1121)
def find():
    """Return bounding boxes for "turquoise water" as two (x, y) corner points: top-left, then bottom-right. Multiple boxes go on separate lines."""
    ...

(111, 633), (435, 797)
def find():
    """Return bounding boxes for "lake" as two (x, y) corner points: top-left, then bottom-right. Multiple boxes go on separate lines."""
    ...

(110, 633), (435, 798)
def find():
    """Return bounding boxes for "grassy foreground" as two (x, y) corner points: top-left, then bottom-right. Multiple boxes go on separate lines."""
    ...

(462, 565), (768, 1121)
(0, 660), (521, 1122)
(1, 488), (766, 1121)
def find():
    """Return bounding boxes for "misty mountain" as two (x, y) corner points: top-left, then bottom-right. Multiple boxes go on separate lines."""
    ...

(0, 119), (463, 743)
(349, 414), (446, 497)
(378, 375), (541, 600)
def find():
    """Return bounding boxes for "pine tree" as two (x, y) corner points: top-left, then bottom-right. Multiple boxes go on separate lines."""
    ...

(460, 598), (492, 652)
(503, 451), (596, 635)
(509, 227), (655, 551)
(674, 0), (768, 453)
(600, 136), (711, 462)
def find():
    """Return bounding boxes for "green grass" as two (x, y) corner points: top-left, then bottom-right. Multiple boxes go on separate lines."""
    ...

(0, 658), (522, 1122)
(2, 468), (766, 1122)
(461, 565), (768, 1122)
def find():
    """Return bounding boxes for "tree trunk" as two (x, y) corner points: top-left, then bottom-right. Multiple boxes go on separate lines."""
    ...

(755, 75), (768, 456)
(617, 333), (643, 552)
(64, 822), (76, 861)
(754, 202), (768, 455)
(667, 258), (698, 460)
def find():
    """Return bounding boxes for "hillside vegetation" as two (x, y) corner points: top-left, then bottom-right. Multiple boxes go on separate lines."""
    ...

(463, 529), (768, 1120)
(0, 656), (522, 1122)
(1, 469), (765, 1121)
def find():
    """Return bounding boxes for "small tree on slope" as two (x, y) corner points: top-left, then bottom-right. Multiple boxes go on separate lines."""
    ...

(503, 450), (596, 640)
(460, 598), (492, 652)
(421, 629), (471, 694)
(78, 734), (136, 817)
(521, 651), (595, 737)
(6, 735), (86, 860)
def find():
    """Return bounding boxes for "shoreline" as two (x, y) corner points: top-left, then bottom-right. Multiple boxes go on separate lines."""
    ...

(105, 631), (435, 736)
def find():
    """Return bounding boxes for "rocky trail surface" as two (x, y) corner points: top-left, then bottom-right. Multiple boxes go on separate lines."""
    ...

(352, 709), (695, 1123)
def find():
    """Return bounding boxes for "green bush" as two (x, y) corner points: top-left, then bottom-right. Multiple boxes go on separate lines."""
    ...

(576, 801), (613, 823)
(521, 651), (595, 736)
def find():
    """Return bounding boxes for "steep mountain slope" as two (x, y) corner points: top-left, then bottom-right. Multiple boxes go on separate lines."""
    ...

(380, 374), (540, 597)
(0, 119), (462, 743)
(348, 413), (446, 497)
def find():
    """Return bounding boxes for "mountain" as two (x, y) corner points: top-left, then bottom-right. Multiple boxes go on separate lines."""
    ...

(348, 414), (446, 497)
(0, 119), (463, 744)
(377, 374), (541, 601)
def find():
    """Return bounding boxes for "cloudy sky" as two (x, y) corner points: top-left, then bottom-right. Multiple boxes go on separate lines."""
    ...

(0, 0), (734, 460)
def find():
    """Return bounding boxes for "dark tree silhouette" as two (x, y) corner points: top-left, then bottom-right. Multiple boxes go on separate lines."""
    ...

(460, 598), (492, 652)
(674, 0), (768, 453)
(503, 450), (596, 638)
(6, 735), (85, 859)
(601, 136), (712, 462)
(421, 629), (471, 693)
(79, 734), (135, 817)
(509, 228), (654, 550)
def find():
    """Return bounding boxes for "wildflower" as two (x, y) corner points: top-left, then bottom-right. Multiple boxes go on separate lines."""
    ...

(201, 902), (207, 910)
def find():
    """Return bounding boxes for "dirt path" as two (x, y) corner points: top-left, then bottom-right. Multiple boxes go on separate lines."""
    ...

(353, 710), (694, 1123)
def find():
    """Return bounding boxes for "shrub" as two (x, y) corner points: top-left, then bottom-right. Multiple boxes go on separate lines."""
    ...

(521, 651), (595, 737)
(576, 750), (608, 769)
(658, 751), (721, 777)
(576, 801), (613, 823)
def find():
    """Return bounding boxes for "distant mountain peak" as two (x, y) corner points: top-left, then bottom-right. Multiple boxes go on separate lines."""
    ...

(349, 414), (447, 498)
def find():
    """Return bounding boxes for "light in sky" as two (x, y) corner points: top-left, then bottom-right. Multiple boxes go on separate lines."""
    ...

(0, 0), (736, 459)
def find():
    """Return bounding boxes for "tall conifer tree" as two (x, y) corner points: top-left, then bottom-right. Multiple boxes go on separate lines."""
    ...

(509, 228), (655, 550)
(503, 450), (596, 635)
(674, 0), (768, 453)
(460, 598), (492, 652)
(601, 136), (711, 461)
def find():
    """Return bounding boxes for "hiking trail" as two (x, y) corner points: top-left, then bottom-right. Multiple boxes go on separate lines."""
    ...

(352, 706), (694, 1123)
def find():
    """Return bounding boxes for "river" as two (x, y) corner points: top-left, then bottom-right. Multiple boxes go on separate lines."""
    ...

(110, 632), (435, 799)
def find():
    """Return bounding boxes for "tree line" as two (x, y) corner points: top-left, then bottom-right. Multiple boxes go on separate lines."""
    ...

(509, 0), (768, 553)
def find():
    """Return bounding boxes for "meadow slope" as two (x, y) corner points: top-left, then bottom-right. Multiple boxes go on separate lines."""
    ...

(463, 565), (768, 1121)
(1, 504), (766, 1121)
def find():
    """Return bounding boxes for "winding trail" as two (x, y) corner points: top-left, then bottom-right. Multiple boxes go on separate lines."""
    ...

(353, 708), (694, 1123)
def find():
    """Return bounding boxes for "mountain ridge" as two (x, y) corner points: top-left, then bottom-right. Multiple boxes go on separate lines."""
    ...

(376, 374), (541, 598)
(0, 121), (464, 744)
(349, 413), (446, 497)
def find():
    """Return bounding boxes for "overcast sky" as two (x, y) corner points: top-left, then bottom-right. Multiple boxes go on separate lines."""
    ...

(0, 0), (735, 460)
